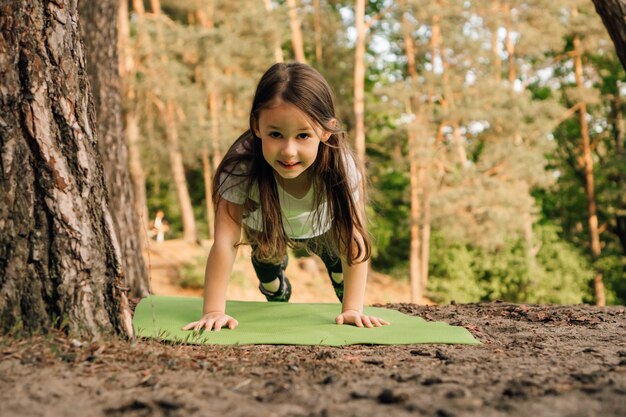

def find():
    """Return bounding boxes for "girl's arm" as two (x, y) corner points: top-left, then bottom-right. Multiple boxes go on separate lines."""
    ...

(182, 199), (242, 332)
(335, 236), (390, 328)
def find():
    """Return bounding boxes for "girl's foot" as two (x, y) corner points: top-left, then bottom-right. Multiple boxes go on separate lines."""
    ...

(258, 270), (292, 302)
(329, 272), (344, 302)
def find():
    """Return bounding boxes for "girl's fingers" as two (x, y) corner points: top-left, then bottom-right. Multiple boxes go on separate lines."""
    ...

(370, 316), (382, 327)
(361, 315), (373, 328)
(214, 316), (229, 331)
(203, 319), (216, 332)
(183, 315), (239, 332)
(355, 315), (364, 328)
(182, 321), (196, 330)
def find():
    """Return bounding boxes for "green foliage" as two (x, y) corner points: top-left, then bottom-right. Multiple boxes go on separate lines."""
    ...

(596, 255), (626, 305)
(427, 224), (591, 304)
(179, 256), (248, 289)
(179, 256), (206, 289)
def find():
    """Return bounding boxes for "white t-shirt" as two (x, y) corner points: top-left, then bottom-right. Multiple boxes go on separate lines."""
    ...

(218, 155), (361, 239)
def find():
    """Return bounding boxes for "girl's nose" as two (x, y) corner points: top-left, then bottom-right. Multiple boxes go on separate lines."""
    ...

(281, 139), (297, 156)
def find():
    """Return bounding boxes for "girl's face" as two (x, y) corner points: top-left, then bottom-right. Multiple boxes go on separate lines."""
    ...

(254, 100), (331, 187)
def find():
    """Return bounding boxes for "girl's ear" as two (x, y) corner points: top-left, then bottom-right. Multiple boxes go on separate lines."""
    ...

(252, 118), (261, 138)
(321, 118), (338, 143)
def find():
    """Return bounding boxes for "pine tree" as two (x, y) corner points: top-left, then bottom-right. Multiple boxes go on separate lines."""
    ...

(0, 0), (133, 336)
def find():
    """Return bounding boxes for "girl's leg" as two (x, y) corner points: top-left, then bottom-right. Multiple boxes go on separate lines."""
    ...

(251, 251), (292, 302)
(306, 235), (343, 302)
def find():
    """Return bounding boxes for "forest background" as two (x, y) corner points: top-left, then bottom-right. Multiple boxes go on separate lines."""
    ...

(120, 0), (626, 307)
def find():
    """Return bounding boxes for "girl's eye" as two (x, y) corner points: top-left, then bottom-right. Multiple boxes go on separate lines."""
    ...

(269, 131), (282, 138)
(297, 133), (311, 139)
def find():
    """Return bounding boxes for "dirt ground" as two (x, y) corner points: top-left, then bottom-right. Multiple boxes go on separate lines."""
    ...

(1, 240), (625, 417)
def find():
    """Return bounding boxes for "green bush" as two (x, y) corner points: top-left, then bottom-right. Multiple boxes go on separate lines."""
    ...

(179, 256), (206, 289)
(427, 224), (591, 304)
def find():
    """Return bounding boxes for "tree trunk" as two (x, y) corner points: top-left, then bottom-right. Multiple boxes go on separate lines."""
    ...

(286, 0), (306, 63)
(408, 126), (423, 304)
(132, 0), (145, 14)
(452, 121), (468, 167)
(401, 1), (423, 303)
(201, 148), (214, 239)
(0, 0), (133, 337)
(125, 111), (149, 245)
(122, 0), (152, 256)
(429, 14), (441, 108)
(79, 0), (149, 298)
(163, 101), (198, 244)
(420, 177), (431, 291)
(205, 87), (223, 239)
(209, 90), (223, 178)
(491, 0), (502, 83)
(573, 28), (605, 306)
(592, 0), (626, 72)
(263, 0), (285, 63)
(195, 0), (215, 28)
(149, 0), (161, 15)
(504, 2), (516, 86)
(353, 0), (366, 165)
(313, 0), (323, 64)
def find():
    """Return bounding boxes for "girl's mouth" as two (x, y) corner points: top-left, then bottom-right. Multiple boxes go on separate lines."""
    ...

(278, 161), (301, 169)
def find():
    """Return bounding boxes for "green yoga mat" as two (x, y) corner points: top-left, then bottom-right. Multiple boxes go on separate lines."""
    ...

(133, 295), (481, 346)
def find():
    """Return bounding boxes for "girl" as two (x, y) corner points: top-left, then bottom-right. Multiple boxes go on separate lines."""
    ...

(183, 62), (390, 332)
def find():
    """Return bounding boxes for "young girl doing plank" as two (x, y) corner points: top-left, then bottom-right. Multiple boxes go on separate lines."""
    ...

(183, 62), (390, 332)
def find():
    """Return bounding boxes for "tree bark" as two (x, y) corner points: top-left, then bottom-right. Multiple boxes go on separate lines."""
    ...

(79, 0), (149, 297)
(573, 28), (605, 306)
(592, 0), (626, 72)
(353, 0), (366, 165)
(286, 0), (306, 63)
(0, 0), (133, 337)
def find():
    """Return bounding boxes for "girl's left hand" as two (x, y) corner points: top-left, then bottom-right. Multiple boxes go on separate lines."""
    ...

(335, 310), (390, 328)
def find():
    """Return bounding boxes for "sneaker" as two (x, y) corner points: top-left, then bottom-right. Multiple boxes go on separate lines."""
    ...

(258, 269), (292, 302)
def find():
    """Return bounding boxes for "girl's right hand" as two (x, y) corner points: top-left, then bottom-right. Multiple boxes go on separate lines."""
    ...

(182, 312), (239, 332)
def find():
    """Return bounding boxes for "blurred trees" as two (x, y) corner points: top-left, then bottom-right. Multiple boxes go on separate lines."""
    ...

(120, 0), (625, 305)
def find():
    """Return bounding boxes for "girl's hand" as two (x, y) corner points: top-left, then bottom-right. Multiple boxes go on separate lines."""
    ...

(182, 312), (239, 332)
(335, 310), (390, 328)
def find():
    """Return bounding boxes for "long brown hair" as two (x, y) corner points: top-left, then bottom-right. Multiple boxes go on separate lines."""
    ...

(213, 62), (370, 265)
